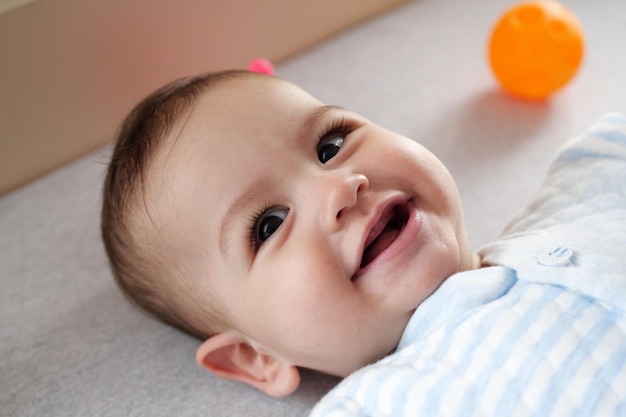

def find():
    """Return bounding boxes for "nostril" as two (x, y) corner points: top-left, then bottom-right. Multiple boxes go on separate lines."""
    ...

(336, 210), (343, 220)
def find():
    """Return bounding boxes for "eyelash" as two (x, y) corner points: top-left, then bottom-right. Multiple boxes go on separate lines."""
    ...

(247, 116), (357, 253)
(247, 203), (279, 252)
(316, 117), (355, 155)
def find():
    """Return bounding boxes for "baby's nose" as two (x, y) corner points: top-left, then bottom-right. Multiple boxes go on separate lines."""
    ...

(318, 172), (369, 232)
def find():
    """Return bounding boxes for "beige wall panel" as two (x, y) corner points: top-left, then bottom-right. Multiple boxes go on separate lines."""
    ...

(0, 0), (405, 195)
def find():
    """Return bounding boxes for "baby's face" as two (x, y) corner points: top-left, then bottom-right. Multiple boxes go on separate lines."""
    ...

(154, 74), (474, 376)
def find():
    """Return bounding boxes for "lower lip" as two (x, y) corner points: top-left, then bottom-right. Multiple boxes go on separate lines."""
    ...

(353, 201), (422, 279)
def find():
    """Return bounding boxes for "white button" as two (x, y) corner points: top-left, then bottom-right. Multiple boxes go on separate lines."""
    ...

(536, 246), (574, 267)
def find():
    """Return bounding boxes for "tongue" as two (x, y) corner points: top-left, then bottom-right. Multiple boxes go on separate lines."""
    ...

(361, 229), (400, 267)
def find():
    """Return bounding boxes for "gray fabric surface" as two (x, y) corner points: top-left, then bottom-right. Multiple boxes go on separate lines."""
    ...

(2, 0), (625, 416)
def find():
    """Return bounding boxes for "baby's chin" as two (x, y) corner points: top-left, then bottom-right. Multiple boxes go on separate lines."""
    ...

(312, 337), (400, 378)
(472, 253), (483, 269)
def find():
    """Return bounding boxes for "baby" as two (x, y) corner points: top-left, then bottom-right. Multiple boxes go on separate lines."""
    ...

(102, 70), (626, 415)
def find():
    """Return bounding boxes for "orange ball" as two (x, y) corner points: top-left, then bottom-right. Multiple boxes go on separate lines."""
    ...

(488, 0), (584, 100)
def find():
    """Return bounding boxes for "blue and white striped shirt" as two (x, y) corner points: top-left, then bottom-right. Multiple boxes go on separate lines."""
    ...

(310, 113), (626, 417)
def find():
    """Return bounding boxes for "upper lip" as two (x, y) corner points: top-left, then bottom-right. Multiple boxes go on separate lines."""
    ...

(353, 194), (409, 279)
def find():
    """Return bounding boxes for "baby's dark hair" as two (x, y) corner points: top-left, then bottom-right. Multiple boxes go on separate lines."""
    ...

(101, 70), (250, 338)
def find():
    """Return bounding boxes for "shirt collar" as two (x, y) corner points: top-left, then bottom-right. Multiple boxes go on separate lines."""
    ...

(398, 266), (517, 349)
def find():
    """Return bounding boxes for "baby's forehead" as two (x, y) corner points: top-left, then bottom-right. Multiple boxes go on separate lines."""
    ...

(147, 74), (330, 217)
(196, 74), (323, 116)
(168, 78), (323, 154)
(145, 75), (312, 207)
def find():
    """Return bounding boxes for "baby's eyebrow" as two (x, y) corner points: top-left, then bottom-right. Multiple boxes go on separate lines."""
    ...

(304, 105), (345, 131)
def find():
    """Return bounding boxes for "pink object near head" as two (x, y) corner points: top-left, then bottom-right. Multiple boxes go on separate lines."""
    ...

(247, 58), (274, 75)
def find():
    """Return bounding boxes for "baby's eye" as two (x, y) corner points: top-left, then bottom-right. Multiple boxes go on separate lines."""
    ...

(251, 207), (289, 248)
(317, 136), (344, 163)
(317, 118), (353, 164)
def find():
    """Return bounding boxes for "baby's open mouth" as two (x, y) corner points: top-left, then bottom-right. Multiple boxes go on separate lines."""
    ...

(360, 203), (410, 269)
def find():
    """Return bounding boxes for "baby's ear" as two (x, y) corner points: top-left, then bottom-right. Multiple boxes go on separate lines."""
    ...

(195, 330), (300, 397)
